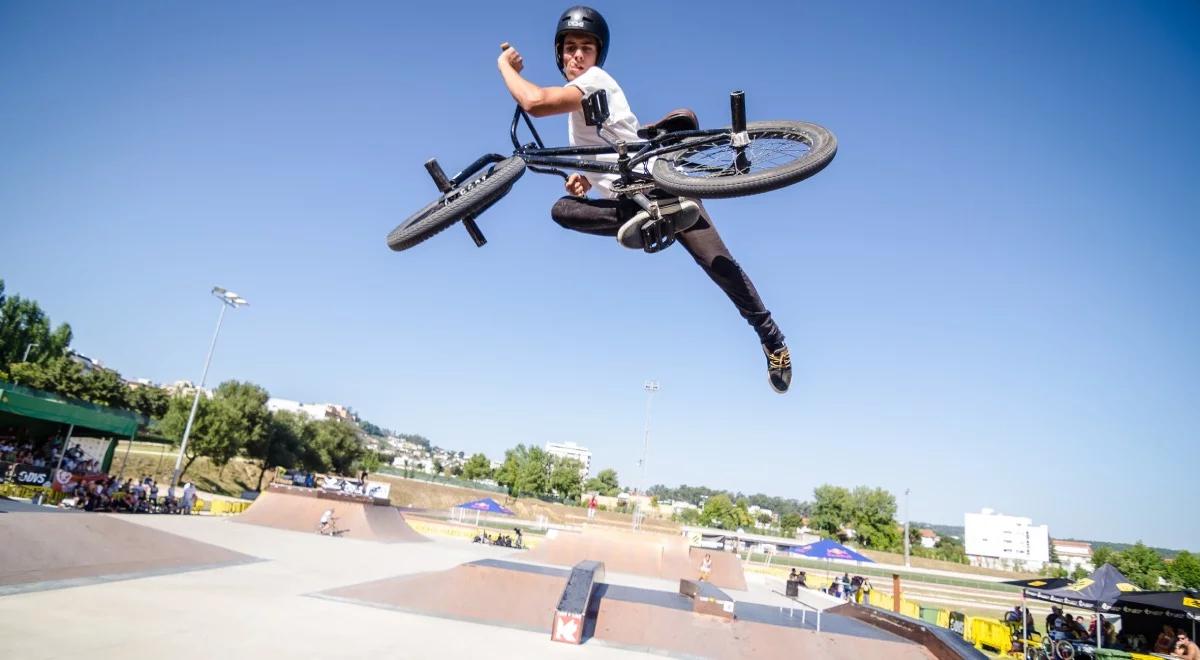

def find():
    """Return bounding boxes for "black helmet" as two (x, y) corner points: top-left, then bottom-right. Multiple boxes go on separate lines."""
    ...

(555, 6), (609, 77)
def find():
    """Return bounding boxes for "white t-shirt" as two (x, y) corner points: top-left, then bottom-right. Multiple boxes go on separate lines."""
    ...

(566, 66), (642, 199)
(320, 510), (333, 524)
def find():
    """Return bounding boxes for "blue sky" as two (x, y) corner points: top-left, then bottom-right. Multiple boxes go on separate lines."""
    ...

(2, 1), (1197, 549)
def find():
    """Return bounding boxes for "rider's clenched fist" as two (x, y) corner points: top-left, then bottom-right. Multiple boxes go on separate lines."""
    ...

(565, 173), (591, 196)
(498, 42), (523, 73)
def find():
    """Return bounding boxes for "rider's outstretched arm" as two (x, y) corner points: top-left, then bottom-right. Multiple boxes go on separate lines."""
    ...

(497, 43), (582, 118)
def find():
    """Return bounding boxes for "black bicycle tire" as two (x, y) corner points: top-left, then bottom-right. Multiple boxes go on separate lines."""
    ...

(650, 120), (836, 199)
(386, 156), (526, 252)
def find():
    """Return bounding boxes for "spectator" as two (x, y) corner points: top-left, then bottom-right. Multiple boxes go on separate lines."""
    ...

(1176, 631), (1200, 660)
(698, 553), (713, 582)
(587, 494), (597, 520)
(181, 481), (196, 514)
(1157, 625), (1178, 654)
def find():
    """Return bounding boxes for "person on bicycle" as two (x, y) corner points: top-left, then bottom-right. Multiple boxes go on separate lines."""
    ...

(497, 6), (792, 393)
(319, 508), (335, 534)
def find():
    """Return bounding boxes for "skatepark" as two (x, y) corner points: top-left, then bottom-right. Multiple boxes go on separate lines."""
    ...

(0, 488), (957, 659)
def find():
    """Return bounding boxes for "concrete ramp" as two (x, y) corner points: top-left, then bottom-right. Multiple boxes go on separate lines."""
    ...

(525, 526), (746, 590)
(0, 508), (256, 595)
(235, 485), (426, 543)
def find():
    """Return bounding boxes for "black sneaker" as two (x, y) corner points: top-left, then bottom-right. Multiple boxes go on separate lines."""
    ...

(616, 198), (701, 250)
(763, 344), (792, 394)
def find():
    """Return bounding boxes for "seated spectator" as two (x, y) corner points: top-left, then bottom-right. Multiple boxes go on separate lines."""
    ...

(1152, 628), (1171, 652)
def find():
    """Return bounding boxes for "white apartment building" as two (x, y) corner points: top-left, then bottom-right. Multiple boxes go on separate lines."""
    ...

(964, 508), (1050, 570)
(545, 441), (591, 477)
(1052, 540), (1094, 573)
(267, 398), (353, 422)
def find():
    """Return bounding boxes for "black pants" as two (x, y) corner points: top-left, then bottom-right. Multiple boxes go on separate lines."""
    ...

(550, 195), (784, 348)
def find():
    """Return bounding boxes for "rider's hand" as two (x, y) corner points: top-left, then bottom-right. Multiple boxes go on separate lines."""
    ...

(498, 42), (523, 73)
(565, 173), (591, 196)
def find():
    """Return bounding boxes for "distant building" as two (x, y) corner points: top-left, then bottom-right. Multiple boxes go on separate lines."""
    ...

(919, 528), (940, 549)
(1052, 540), (1094, 573)
(545, 441), (591, 477)
(267, 398), (353, 423)
(964, 508), (1050, 570)
(165, 380), (212, 399)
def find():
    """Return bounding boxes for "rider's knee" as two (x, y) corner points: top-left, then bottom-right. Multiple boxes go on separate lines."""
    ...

(551, 196), (584, 229)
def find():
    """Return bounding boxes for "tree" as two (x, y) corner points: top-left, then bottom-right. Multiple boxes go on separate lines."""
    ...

(462, 453), (493, 480)
(700, 494), (753, 530)
(0, 280), (73, 368)
(432, 458), (444, 480)
(1168, 550), (1200, 589)
(1114, 542), (1167, 590)
(1070, 565), (1089, 581)
(305, 419), (364, 474)
(243, 409), (305, 490)
(126, 385), (170, 419)
(848, 486), (901, 550)
(549, 457), (584, 502)
(495, 444), (551, 497)
(584, 468), (620, 496)
(154, 393), (216, 478)
(1092, 546), (1116, 568)
(810, 484), (853, 539)
(780, 512), (805, 536)
(359, 450), (382, 475)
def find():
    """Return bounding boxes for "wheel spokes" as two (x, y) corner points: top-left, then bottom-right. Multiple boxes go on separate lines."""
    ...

(672, 131), (812, 178)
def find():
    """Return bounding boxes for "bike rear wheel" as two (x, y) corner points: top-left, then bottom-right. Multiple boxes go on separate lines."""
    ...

(651, 121), (836, 198)
(387, 156), (526, 252)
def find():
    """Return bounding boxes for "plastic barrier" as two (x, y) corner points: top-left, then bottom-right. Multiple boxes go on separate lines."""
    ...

(208, 499), (252, 515)
(0, 483), (65, 504)
(965, 616), (1011, 653)
(936, 608), (951, 629)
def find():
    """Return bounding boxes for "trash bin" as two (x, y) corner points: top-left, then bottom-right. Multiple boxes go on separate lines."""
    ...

(785, 580), (799, 598)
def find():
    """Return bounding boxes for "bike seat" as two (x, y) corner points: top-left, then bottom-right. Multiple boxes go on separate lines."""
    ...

(636, 108), (700, 139)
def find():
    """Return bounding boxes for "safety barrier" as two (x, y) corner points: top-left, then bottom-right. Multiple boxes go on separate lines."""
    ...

(964, 616), (1011, 654)
(205, 499), (251, 515)
(0, 483), (66, 504)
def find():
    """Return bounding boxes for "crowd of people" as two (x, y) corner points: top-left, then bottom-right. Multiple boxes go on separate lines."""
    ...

(823, 572), (873, 602)
(60, 475), (199, 515)
(473, 528), (524, 549)
(1002, 603), (1196, 655)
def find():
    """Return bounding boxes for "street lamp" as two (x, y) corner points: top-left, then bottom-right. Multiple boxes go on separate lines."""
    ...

(903, 488), (911, 567)
(170, 287), (249, 490)
(22, 342), (39, 362)
(635, 380), (659, 530)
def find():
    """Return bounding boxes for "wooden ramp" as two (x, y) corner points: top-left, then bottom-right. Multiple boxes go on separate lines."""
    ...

(234, 484), (426, 543)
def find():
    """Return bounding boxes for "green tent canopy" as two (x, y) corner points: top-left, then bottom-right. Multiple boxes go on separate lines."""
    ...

(0, 380), (144, 438)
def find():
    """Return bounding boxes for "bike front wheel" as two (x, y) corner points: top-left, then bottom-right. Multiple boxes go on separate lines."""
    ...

(387, 156), (526, 252)
(651, 121), (836, 199)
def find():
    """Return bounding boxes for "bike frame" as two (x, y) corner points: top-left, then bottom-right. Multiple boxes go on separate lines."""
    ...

(422, 91), (751, 248)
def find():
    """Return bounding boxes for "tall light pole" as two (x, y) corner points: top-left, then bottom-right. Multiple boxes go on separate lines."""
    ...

(170, 287), (248, 490)
(903, 488), (911, 567)
(22, 342), (39, 362)
(635, 380), (659, 530)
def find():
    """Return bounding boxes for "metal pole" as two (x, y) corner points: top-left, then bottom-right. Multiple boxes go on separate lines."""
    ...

(1022, 590), (1028, 654)
(903, 488), (911, 567)
(52, 424), (75, 478)
(117, 430), (136, 479)
(636, 380), (658, 530)
(171, 301), (228, 490)
(22, 342), (38, 362)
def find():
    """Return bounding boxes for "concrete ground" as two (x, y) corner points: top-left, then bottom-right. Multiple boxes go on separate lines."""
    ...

(0, 510), (912, 659)
(0, 513), (649, 659)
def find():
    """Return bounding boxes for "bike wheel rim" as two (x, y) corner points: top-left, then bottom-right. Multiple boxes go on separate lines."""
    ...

(669, 130), (813, 179)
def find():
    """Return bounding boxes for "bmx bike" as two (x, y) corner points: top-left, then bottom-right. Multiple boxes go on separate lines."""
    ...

(317, 519), (349, 537)
(387, 89), (837, 254)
